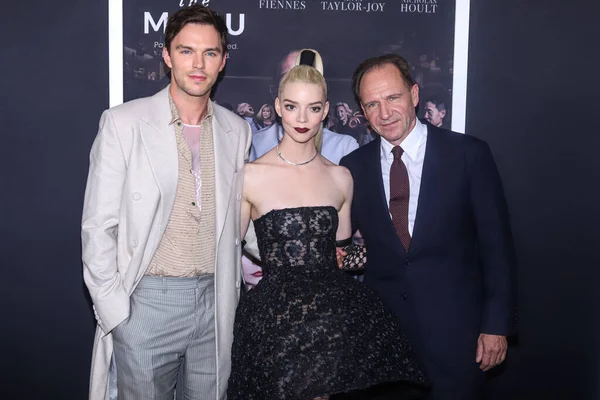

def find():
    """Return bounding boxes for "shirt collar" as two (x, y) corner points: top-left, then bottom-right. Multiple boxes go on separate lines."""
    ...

(380, 118), (427, 161)
(168, 94), (214, 126)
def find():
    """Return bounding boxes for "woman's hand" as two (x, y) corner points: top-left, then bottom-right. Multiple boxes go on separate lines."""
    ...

(336, 247), (347, 269)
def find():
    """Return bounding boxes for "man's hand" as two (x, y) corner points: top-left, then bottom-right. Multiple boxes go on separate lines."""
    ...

(476, 333), (507, 371)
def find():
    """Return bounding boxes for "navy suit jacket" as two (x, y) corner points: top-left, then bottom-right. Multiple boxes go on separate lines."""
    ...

(340, 125), (516, 371)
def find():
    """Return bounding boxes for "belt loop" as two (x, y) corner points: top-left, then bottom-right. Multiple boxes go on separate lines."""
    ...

(162, 276), (168, 294)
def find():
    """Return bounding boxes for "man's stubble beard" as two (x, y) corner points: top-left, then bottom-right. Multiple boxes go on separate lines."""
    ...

(174, 75), (213, 99)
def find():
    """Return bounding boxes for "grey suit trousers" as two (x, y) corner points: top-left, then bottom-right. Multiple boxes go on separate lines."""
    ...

(112, 275), (216, 400)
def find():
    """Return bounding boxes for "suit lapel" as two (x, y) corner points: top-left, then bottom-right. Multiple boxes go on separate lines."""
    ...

(409, 126), (443, 255)
(140, 87), (178, 232)
(213, 106), (238, 244)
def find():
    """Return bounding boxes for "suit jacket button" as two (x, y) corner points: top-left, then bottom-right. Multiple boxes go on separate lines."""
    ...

(401, 294), (408, 300)
(404, 259), (411, 266)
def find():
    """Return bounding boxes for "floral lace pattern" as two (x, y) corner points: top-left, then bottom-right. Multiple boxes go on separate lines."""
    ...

(228, 206), (428, 399)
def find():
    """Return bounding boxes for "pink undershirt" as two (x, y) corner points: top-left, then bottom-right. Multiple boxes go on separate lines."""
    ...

(182, 124), (202, 209)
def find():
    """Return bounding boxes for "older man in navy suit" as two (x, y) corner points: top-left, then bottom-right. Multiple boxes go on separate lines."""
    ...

(340, 54), (516, 400)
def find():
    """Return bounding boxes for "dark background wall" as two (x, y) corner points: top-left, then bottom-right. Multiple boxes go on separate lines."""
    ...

(468, 1), (600, 399)
(1, 0), (598, 399)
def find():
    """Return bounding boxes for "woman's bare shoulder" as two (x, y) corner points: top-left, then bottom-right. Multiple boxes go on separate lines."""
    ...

(249, 148), (280, 167)
(245, 151), (283, 185)
(327, 163), (352, 183)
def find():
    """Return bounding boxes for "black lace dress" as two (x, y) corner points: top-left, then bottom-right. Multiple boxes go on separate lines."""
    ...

(228, 206), (427, 399)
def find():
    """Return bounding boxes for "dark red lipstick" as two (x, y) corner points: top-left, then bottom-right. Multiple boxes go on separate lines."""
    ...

(294, 127), (309, 133)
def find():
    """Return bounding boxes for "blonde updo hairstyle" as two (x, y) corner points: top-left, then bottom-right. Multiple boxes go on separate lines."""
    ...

(277, 49), (327, 152)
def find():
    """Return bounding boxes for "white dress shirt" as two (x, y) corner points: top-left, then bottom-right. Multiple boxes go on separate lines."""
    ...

(380, 119), (428, 235)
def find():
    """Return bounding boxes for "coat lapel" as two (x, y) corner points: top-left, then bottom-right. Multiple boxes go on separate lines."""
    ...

(409, 126), (443, 255)
(213, 106), (238, 244)
(140, 87), (178, 233)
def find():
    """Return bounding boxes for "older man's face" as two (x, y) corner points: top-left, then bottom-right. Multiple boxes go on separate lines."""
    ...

(359, 64), (419, 146)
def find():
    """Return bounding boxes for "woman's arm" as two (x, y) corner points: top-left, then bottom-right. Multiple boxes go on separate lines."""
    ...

(241, 164), (261, 260)
(336, 167), (354, 242)
(334, 167), (366, 271)
(240, 163), (253, 240)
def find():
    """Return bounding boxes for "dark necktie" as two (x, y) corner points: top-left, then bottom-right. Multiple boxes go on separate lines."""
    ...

(389, 146), (411, 251)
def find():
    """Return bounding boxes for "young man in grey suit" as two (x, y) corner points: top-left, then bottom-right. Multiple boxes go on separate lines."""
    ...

(81, 6), (251, 400)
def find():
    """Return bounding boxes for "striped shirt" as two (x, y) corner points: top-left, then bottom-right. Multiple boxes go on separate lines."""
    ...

(146, 96), (217, 277)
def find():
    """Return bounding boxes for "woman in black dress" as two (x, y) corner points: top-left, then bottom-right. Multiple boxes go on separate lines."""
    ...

(227, 49), (428, 400)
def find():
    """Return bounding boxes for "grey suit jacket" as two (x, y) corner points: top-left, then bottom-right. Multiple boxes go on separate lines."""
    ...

(82, 86), (251, 400)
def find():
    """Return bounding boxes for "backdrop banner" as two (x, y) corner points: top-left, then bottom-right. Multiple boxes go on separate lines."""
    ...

(118, 0), (463, 138)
